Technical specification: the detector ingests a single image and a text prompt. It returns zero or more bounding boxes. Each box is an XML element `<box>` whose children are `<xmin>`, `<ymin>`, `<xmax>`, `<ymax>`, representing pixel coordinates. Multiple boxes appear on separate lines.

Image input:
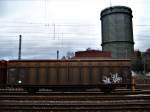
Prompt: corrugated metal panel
<box><xmin>6</xmin><ymin>59</ymin><xmax>131</xmax><ymax>85</ymax></box>
<box><xmin>0</xmin><ymin>61</ymin><xmax>7</xmax><ymax>84</ymax></box>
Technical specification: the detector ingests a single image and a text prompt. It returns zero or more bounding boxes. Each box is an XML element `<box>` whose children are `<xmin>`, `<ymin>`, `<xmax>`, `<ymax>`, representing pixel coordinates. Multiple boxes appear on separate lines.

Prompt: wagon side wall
<box><xmin>0</xmin><ymin>61</ymin><xmax>7</xmax><ymax>85</ymax></box>
<box><xmin>7</xmin><ymin>60</ymin><xmax>131</xmax><ymax>86</ymax></box>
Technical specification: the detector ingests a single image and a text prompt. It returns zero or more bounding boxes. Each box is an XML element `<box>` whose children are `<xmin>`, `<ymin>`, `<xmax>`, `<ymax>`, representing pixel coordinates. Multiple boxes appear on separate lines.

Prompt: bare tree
<box><xmin>66</xmin><ymin>51</ymin><xmax>74</xmax><ymax>59</ymax></box>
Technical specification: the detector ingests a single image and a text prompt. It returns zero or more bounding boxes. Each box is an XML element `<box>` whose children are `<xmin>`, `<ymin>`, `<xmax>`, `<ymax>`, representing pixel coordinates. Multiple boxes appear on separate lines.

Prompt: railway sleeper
<box><xmin>0</xmin><ymin>104</ymin><xmax>150</xmax><ymax>111</ymax></box>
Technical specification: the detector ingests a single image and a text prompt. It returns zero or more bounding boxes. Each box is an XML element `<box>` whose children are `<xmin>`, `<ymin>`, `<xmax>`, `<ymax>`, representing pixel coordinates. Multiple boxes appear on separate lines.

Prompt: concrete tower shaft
<box><xmin>101</xmin><ymin>6</ymin><xmax>134</xmax><ymax>59</ymax></box>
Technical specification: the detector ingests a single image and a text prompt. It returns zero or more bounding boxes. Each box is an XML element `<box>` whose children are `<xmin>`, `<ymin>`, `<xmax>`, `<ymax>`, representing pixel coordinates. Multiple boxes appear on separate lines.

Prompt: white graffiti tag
<box><xmin>111</xmin><ymin>73</ymin><xmax>122</xmax><ymax>83</ymax></box>
<box><xmin>102</xmin><ymin>73</ymin><xmax>122</xmax><ymax>84</ymax></box>
<box><xmin>102</xmin><ymin>76</ymin><xmax>112</xmax><ymax>84</ymax></box>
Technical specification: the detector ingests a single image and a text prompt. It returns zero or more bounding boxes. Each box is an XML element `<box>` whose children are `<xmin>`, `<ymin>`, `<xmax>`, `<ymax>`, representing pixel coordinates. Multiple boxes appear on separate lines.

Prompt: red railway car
<box><xmin>1</xmin><ymin>59</ymin><xmax>132</xmax><ymax>93</ymax></box>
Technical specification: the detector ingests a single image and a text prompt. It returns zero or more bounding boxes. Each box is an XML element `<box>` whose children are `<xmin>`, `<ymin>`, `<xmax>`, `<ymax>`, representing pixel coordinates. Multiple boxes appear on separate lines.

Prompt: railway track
<box><xmin>0</xmin><ymin>91</ymin><xmax>150</xmax><ymax>112</ymax></box>
<box><xmin>0</xmin><ymin>101</ymin><xmax>150</xmax><ymax>112</ymax></box>
<box><xmin>0</xmin><ymin>94</ymin><xmax>150</xmax><ymax>101</ymax></box>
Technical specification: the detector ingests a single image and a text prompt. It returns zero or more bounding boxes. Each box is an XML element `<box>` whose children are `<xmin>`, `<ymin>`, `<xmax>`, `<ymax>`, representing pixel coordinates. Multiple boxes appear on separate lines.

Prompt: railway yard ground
<box><xmin>0</xmin><ymin>87</ymin><xmax>150</xmax><ymax>112</ymax></box>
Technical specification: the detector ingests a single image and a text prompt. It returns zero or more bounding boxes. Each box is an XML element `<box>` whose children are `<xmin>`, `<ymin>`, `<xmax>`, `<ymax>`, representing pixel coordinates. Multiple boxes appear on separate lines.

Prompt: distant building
<box><xmin>73</xmin><ymin>50</ymin><xmax>111</xmax><ymax>59</ymax></box>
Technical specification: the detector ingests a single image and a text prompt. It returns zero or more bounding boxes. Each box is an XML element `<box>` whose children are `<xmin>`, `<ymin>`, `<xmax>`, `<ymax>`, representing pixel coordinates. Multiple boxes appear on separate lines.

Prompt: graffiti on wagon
<box><xmin>102</xmin><ymin>73</ymin><xmax>122</xmax><ymax>84</ymax></box>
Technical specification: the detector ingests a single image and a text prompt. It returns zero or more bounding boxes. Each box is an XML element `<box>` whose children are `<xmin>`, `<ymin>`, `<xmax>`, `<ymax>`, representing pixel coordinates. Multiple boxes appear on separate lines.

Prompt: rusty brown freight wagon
<box><xmin>5</xmin><ymin>59</ymin><xmax>131</xmax><ymax>92</ymax></box>
<box><xmin>0</xmin><ymin>60</ymin><xmax>7</xmax><ymax>86</ymax></box>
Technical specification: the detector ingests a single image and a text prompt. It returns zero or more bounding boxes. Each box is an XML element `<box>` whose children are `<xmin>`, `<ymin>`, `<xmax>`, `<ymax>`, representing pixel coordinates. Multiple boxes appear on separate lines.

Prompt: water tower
<box><xmin>100</xmin><ymin>6</ymin><xmax>134</xmax><ymax>59</ymax></box>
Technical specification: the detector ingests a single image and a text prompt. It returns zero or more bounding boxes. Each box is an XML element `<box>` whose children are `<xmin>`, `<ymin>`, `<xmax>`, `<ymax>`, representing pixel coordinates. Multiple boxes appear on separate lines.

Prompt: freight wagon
<box><xmin>0</xmin><ymin>60</ymin><xmax>7</xmax><ymax>86</ymax></box>
<box><xmin>0</xmin><ymin>59</ymin><xmax>131</xmax><ymax>93</ymax></box>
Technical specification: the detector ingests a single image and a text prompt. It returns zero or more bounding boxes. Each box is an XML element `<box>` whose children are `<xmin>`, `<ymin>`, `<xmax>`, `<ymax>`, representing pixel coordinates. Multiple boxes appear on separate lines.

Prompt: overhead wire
<box><xmin>1</xmin><ymin>0</ymin><xmax>148</xmax><ymax>59</ymax></box>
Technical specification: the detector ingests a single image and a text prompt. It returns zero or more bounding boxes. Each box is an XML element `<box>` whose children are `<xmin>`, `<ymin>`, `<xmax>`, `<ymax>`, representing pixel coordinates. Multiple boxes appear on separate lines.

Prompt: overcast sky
<box><xmin>0</xmin><ymin>0</ymin><xmax>150</xmax><ymax>59</ymax></box>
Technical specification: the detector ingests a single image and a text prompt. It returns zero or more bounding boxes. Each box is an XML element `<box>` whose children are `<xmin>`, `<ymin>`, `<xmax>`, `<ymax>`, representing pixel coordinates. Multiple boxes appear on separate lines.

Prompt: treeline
<box><xmin>131</xmin><ymin>48</ymin><xmax>150</xmax><ymax>74</ymax></box>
